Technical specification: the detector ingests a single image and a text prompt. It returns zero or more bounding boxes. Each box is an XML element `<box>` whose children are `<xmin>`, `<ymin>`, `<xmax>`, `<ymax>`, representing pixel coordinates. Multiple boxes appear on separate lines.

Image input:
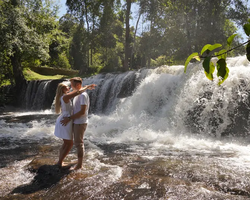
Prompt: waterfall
<box><xmin>22</xmin><ymin>79</ymin><xmax>65</xmax><ymax>110</ymax></box>
<box><xmin>21</xmin><ymin>56</ymin><xmax>250</xmax><ymax>137</ymax></box>
<box><xmin>82</xmin><ymin>70</ymin><xmax>149</xmax><ymax>114</ymax></box>
<box><xmin>84</xmin><ymin>56</ymin><xmax>250</xmax><ymax>137</ymax></box>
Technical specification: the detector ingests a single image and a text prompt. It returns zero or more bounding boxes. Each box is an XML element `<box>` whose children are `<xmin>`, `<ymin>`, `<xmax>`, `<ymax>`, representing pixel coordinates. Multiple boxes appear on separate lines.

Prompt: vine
<box><xmin>185</xmin><ymin>20</ymin><xmax>250</xmax><ymax>85</ymax></box>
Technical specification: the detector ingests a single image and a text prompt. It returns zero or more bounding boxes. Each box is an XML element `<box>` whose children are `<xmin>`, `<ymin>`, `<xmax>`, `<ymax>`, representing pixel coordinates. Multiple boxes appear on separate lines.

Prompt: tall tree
<box><xmin>123</xmin><ymin>0</ymin><xmax>132</xmax><ymax>71</ymax></box>
<box><xmin>70</xmin><ymin>22</ymin><xmax>89</xmax><ymax>73</ymax></box>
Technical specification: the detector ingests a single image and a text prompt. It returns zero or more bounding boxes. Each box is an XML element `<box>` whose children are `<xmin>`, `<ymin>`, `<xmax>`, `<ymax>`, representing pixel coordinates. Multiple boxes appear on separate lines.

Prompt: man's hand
<box><xmin>60</xmin><ymin>117</ymin><xmax>71</xmax><ymax>126</ymax></box>
<box><xmin>87</xmin><ymin>84</ymin><xmax>97</xmax><ymax>90</ymax></box>
<box><xmin>78</xmin><ymin>84</ymin><xmax>97</xmax><ymax>94</ymax></box>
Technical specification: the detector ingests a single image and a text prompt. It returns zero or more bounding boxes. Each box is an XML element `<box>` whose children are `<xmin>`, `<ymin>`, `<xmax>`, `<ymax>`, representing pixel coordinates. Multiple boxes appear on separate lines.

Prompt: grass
<box><xmin>23</xmin><ymin>68</ymin><xmax>66</xmax><ymax>80</ymax></box>
<box><xmin>1</xmin><ymin>68</ymin><xmax>81</xmax><ymax>87</ymax></box>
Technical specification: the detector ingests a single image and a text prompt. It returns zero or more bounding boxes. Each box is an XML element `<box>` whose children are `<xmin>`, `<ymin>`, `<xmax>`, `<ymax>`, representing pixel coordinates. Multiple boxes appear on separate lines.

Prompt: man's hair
<box><xmin>70</xmin><ymin>77</ymin><xmax>82</xmax><ymax>85</ymax></box>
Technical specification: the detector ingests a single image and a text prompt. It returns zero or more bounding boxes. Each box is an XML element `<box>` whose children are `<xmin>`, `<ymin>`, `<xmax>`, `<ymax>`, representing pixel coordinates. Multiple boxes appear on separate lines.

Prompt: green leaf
<box><xmin>227</xmin><ymin>34</ymin><xmax>237</xmax><ymax>46</ymax></box>
<box><xmin>215</xmin><ymin>49</ymin><xmax>227</xmax><ymax>60</ymax></box>
<box><xmin>243</xmin><ymin>23</ymin><xmax>250</xmax><ymax>36</ymax></box>
<box><xmin>193</xmin><ymin>56</ymin><xmax>201</xmax><ymax>61</ymax></box>
<box><xmin>246</xmin><ymin>42</ymin><xmax>250</xmax><ymax>62</ymax></box>
<box><xmin>203</xmin><ymin>57</ymin><xmax>214</xmax><ymax>81</ymax></box>
<box><xmin>208</xmin><ymin>43</ymin><xmax>222</xmax><ymax>52</ymax></box>
<box><xmin>217</xmin><ymin>58</ymin><xmax>229</xmax><ymax>85</ymax></box>
<box><xmin>184</xmin><ymin>52</ymin><xmax>199</xmax><ymax>73</ymax></box>
<box><xmin>201</xmin><ymin>44</ymin><xmax>211</xmax><ymax>55</ymax></box>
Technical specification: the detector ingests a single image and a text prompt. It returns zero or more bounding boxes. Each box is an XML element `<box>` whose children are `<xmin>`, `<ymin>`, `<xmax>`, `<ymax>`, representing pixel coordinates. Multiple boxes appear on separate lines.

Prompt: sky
<box><xmin>58</xmin><ymin>0</ymin><xmax>67</xmax><ymax>17</ymax></box>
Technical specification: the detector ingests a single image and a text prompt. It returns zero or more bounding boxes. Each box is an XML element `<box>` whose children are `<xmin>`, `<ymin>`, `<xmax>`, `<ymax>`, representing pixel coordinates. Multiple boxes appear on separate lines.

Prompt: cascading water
<box><xmin>21</xmin><ymin>79</ymin><xmax>65</xmax><ymax>110</ymax></box>
<box><xmin>1</xmin><ymin>56</ymin><xmax>250</xmax><ymax>199</ymax></box>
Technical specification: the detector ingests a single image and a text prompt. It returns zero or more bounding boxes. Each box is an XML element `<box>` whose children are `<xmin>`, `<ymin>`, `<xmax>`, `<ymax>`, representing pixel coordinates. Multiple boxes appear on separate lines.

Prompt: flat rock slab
<box><xmin>11</xmin><ymin>157</ymin><xmax>74</xmax><ymax>195</ymax></box>
<box><xmin>0</xmin><ymin>114</ymin><xmax>57</xmax><ymax>123</ymax></box>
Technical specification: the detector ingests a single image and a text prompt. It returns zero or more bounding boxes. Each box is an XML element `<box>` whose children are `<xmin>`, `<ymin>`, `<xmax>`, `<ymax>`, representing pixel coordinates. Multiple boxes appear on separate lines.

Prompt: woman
<box><xmin>54</xmin><ymin>82</ymin><xmax>94</xmax><ymax>168</ymax></box>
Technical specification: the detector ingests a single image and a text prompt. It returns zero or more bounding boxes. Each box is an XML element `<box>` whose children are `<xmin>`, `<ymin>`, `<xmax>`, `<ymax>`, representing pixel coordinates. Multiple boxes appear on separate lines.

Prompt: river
<box><xmin>1</xmin><ymin>56</ymin><xmax>250</xmax><ymax>199</ymax></box>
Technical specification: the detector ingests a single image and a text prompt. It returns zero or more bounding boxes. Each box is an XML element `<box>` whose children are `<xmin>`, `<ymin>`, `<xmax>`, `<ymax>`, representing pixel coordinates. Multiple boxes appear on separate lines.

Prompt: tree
<box><xmin>69</xmin><ymin>22</ymin><xmax>89</xmax><ymax>73</ymax></box>
<box><xmin>123</xmin><ymin>0</ymin><xmax>132</xmax><ymax>71</ymax></box>
<box><xmin>62</xmin><ymin>0</ymin><xmax>250</xmax><ymax>73</ymax></box>
<box><xmin>59</xmin><ymin>13</ymin><xmax>78</xmax><ymax>36</ymax></box>
<box><xmin>0</xmin><ymin>0</ymin><xmax>58</xmax><ymax>90</ymax></box>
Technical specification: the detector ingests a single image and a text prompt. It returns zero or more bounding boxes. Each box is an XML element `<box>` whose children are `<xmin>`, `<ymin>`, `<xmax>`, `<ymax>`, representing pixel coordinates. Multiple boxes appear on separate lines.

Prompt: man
<box><xmin>61</xmin><ymin>77</ymin><xmax>95</xmax><ymax>170</ymax></box>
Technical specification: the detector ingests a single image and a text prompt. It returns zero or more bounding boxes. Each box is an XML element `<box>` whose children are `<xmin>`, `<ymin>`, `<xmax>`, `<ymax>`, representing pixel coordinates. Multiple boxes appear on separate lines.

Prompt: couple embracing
<box><xmin>54</xmin><ymin>77</ymin><xmax>96</xmax><ymax>170</ymax></box>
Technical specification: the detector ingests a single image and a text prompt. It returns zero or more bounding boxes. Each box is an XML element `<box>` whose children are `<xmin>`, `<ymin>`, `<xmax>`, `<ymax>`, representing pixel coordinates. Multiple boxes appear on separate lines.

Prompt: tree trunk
<box><xmin>123</xmin><ymin>0</ymin><xmax>131</xmax><ymax>71</ymax></box>
<box><xmin>90</xmin><ymin>13</ymin><xmax>96</xmax><ymax>66</ymax></box>
<box><xmin>130</xmin><ymin>11</ymin><xmax>141</xmax><ymax>69</ymax></box>
<box><xmin>84</xmin><ymin>0</ymin><xmax>90</xmax><ymax>68</ymax></box>
<box><xmin>10</xmin><ymin>50</ymin><xmax>25</xmax><ymax>90</ymax></box>
<box><xmin>10</xmin><ymin>50</ymin><xmax>26</xmax><ymax>107</ymax></box>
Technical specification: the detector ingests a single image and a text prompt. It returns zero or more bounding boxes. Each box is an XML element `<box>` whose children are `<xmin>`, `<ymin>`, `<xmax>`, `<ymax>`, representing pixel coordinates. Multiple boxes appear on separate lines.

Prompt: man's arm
<box><xmin>61</xmin><ymin>105</ymin><xmax>86</xmax><ymax>126</ymax></box>
<box><xmin>63</xmin><ymin>84</ymin><xmax>96</xmax><ymax>103</ymax></box>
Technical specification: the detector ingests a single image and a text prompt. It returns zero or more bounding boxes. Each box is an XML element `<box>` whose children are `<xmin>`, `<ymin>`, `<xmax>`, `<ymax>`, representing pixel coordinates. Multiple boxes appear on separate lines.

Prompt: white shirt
<box><xmin>73</xmin><ymin>92</ymin><xmax>89</xmax><ymax>124</ymax></box>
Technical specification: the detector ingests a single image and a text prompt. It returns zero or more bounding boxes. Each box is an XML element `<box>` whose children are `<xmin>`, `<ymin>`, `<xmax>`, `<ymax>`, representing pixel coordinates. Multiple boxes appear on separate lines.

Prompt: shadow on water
<box><xmin>11</xmin><ymin>164</ymin><xmax>73</xmax><ymax>195</ymax></box>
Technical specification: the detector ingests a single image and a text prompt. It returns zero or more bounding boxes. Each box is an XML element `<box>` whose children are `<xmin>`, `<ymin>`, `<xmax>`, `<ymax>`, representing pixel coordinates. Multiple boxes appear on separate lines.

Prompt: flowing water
<box><xmin>1</xmin><ymin>56</ymin><xmax>250</xmax><ymax>199</ymax></box>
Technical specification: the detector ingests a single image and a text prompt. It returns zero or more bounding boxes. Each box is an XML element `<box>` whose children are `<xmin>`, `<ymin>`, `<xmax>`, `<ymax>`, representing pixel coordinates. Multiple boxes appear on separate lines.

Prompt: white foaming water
<box><xmin>0</xmin><ymin>120</ymin><xmax>55</xmax><ymax>142</ymax></box>
<box><xmin>85</xmin><ymin>55</ymin><xmax>250</xmax><ymax>168</ymax></box>
<box><xmin>0</xmin><ymin>159</ymin><xmax>34</xmax><ymax>196</ymax></box>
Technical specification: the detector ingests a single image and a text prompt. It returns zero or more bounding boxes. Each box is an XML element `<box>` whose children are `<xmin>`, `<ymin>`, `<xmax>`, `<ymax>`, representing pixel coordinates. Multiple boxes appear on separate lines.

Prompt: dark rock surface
<box><xmin>11</xmin><ymin>157</ymin><xmax>74</xmax><ymax>195</ymax></box>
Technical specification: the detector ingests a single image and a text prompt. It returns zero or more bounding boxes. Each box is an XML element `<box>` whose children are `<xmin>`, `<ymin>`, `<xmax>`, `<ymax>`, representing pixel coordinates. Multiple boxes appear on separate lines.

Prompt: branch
<box><xmin>200</xmin><ymin>39</ymin><xmax>250</xmax><ymax>59</ymax></box>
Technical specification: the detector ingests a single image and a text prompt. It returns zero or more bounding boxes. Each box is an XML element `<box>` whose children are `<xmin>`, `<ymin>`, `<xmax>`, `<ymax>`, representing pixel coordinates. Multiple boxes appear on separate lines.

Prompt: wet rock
<box><xmin>11</xmin><ymin>157</ymin><xmax>74</xmax><ymax>195</ymax></box>
<box><xmin>0</xmin><ymin>113</ymin><xmax>57</xmax><ymax>123</ymax></box>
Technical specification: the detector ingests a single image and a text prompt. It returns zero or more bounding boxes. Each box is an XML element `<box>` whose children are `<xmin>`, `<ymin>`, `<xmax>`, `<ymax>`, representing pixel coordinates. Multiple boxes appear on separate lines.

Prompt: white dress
<box><xmin>54</xmin><ymin>95</ymin><xmax>73</xmax><ymax>140</ymax></box>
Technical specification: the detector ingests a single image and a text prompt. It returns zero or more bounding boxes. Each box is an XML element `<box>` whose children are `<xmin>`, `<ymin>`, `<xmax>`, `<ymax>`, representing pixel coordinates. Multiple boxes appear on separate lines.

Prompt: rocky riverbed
<box><xmin>1</xmin><ymin>112</ymin><xmax>250</xmax><ymax>200</ymax></box>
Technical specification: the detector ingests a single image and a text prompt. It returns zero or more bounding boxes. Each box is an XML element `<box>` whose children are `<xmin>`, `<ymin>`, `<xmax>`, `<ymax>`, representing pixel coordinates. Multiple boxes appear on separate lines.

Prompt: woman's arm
<box><xmin>62</xmin><ymin>84</ymin><xmax>96</xmax><ymax>103</ymax></box>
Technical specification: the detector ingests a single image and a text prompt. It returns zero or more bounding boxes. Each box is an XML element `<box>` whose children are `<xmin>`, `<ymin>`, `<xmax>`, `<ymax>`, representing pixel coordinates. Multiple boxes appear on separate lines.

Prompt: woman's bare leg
<box><xmin>57</xmin><ymin>139</ymin><xmax>73</xmax><ymax>167</ymax></box>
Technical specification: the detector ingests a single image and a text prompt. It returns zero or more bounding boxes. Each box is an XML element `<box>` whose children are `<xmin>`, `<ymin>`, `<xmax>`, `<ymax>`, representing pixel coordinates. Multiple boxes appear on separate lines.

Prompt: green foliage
<box><xmin>69</xmin><ymin>23</ymin><xmax>88</xmax><ymax>71</ymax></box>
<box><xmin>216</xmin><ymin>58</ymin><xmax>229</xmax><ymax>85</ymax></box>
<box><xmin>89</xmin><ymin>53</ymin><xmax>104</xmax><ymax>74</ymax></box>
<box><xmin>22</xmin><ymin>59</ymin><xmax>42</xmax><ymax>68</ymax></box>
<box><xmin>184</xmin><ymin>53</ymin><xmax>200</xmax><ymax>72</ymax></box>
<box><xmin>203</xmin><ymin>57</ymin><xmax>215</xmax><ymax>81</ymax></box>
<box><xmin>184</xmin><ymin>18</ymin><xmax>250</xmax><ymax>86</ymax></box>
<box><xmin>0</xmin><ymin>50</ymin><xmax>13</xmax><ymax>87</ymax></box>
<box><xmin>57</xmin><ymin>53</ymin><xmax>71</xmax><ymax>69</ymax></box>
<box><xmin>0</xmin><ymin>0</ymin><xmax>65</xmax><ymax>86</ymax></box>
<box><xmin>184</xmin><ymin>34</ymin><xmax>235</xmax><ymax>85</ymax></box>
<box><xmin>184</xmin><ymin>39</ymin><xmax>230</xmax><ymax>85</ymax></box>
<box><xmin>100</xmin><ymin>48</ymin><xmax>122</xmax><ymax>72</ymax></box>
<box><xmin>227</xmin><ymin>34</ymin><xmax>237</xmax><ymax>46</ymax></box>
<box><xmin>1</xmin><ymin>0</ymin><xmax>250</xmax><ymax>84</ymax></box>
<box><xmin>150</xmin><ymin>55</ymin><xmax>169</xmax><ymax>67</ymax></box>
<box><xmin>184</xmin><ymin>13</ymin><xmax>250</xmax><ymax>85</ymax></box>
<box><xmin>246</xmin><ymin>43</ymin><xmax>250</xmax><ymax>61</ymax></box>
<box><xmin>200</xmin><ymin>44</ymin><xmax>222</xmax><ymax>56</ymax></box>
<box><xmin>59</xmin><ymin>14</ymin><xmax>78</xmax><ymax>36</ymax></box>
<box><xmin>48</xmin><ymin>29</ymin><xmax>70</xmax><ymax>68</ymax></box>
<box><xmin>243</xmin><ymin>22</ymin><xmax>250</xmax><ymax>36</ymax></box>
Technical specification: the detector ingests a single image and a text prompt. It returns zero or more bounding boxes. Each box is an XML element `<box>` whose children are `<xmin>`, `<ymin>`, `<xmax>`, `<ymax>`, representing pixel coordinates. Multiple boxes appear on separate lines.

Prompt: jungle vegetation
<box><xmin>0</xmin><ymin>0</ymin><xmax>249</xmax><ymax>88</ymax></box>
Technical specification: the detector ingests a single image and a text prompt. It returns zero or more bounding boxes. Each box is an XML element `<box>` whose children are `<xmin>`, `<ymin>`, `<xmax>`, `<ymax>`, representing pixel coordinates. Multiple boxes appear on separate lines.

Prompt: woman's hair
<box><xmin>55</xmin><ymin>83</ymin><xmax>66</xmax><ymax>114</ymax></box>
